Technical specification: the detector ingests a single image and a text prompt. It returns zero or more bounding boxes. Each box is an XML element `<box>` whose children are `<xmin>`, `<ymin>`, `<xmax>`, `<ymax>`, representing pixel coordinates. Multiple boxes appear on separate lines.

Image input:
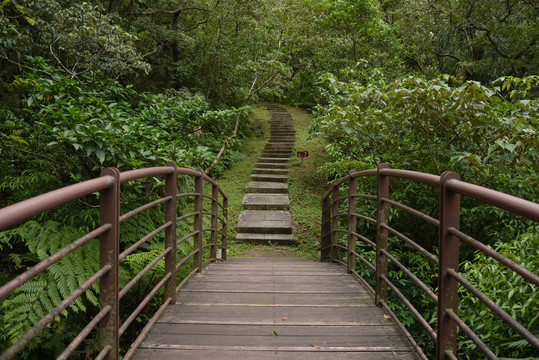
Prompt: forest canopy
<box><xmin>0</xmin><ymin>0</ymin><xmax>537</xmax><ymax>359</ymax></box>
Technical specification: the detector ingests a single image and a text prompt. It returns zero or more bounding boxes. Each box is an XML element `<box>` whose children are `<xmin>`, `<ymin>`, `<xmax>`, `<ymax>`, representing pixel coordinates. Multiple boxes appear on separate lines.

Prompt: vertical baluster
<box><xmin>321</xmin><ymin>195</ymin><xmax>331</xmax><ymax>262</ymax></box>
<box><xmin>222</xmin><ymin>195</ymin><xmax>228</xmax><ymax>261</ymax></box>
<box><xmin>375</xmin><ymin>163</ymin><xmax>389</xmax><ymax>306</ymax></box>
<box><xmin>437</xmin><ymin>171</ymin><xmax>461</xmax><ymax>360</ymax></box>
<box><xmin>348</xmin><ymin>171</ymin><xmax>358</xmax><ymax>274</ymax></box>
<box><xmin>164</xmin><ymin>162</ymin><xmax>177</xmax><ymax>300</ymax></box>
<box><xmin>210</xmin><ymin>184</ymin><xmax>219</xmax><ymax>260</ymax></box>
<box><xmin>331</xmin><ymin>185</ymin><xmax>340</xmax><ymax>261</ymax></box>
<box><xmin>194</xmin><ymin>170</ymin><xmax>203</xmax><ymax>271</ymax></box>
<box><xmin>99</xmin><ymin>168</ymin><xmax>120</xmax><ymax>360</ymax></box>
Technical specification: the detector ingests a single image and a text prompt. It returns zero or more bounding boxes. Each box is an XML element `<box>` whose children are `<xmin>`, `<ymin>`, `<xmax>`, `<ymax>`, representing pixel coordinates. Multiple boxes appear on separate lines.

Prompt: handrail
<box><xmin>321</xmin><ymin>164</ymin><xmax>539</xmax><ymax>360</ymax></box>
<box><xmin>0</xmin><ymin>163</ymin><xmax>229</xmax><ymax>360</ymax></box>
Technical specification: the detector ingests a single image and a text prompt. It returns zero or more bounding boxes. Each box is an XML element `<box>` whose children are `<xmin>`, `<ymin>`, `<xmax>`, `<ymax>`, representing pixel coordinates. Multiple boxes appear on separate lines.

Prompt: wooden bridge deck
<box><xmin>132</xmin><ymin>257</ymin><xmax>420</xmax><ymax>360</ymax></box>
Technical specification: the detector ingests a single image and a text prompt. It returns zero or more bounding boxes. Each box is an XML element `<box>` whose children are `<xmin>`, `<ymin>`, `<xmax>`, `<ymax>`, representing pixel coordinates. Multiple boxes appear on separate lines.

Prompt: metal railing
<box><xmin>0</xmin><ymin>163</ymin><xmax>228</xmax><ymax>360</ymax></box>
<box><xmin>321</xmin><ymin>164</ymin><xmax>539</xmax><ymax>360</ymax></box>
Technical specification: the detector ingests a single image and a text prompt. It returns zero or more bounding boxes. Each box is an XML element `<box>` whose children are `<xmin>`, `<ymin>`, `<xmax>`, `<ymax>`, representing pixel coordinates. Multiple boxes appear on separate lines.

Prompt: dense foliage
<box><xmin>0</xmin><ymin>0</ymin><xmax>537</xmax><ymax>358</ymax></box>
<box><xmin>313</xmin><ymin>65</ymin><xmax>538</xmax><ymax>358</ymax></box>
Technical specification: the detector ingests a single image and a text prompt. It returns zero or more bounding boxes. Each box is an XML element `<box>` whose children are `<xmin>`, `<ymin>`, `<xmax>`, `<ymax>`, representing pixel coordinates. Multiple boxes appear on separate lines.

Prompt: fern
<box><xmin>0</xmin><ymin>221</ymin><xmax>99</xmax><ymax>343</ymax></box>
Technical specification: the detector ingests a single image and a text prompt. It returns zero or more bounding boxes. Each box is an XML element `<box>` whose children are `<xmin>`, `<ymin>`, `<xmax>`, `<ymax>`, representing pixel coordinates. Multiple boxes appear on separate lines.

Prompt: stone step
<box><xmin>264</xmin><ymin>146</ymin><xmax>293</xmax><ymax>152</ymax></box>
<box><xmin>255</xmin><ymin>162</ymin><xmax>288</xmax><ymax>169</ymax></box>
<box><xmin>267</xmin><ymin>141</ymin><xmax>295</xmax><ymax>146</ymax></box>
<box><xmin>235</xmin><ymin>233</ymin><xmax>292</xmax><ymax>244</ymax></box>
<box><xmin>252</xmin><ymin>168</ymin><xmax>288</xmax><ymax>175</ymax></box>
<box><xmin>245</xmin><ymin>181</ymin><xmax>288</xmax><ymax>193</ymax></box>
<box><xmin>261</xmin><ymin>153</ymin><xmax>292</xmax><ymax>159</ymax></box>
<box><xmin>258</xmin><ymin>157</ymin><xmax>289</xmax><ymax>163</ymax></box>
<box><xmin>250</xmin><ymin>174</ymin><xmax>288</xmax><ymax>183</ymax></box>
<box><xmin>237</xmin><ymin>210</ymin><xmax>293</xmax><ymax>234</ymax></box>
<box><xmin>269</xmin><ymin>136</ymin><xmax>295</xmax><ymax>140</ymax></box>
<box><xmin>242</xmin><ymin>193</ymin><xmax>290</xmax><ymax>210</ymax></box>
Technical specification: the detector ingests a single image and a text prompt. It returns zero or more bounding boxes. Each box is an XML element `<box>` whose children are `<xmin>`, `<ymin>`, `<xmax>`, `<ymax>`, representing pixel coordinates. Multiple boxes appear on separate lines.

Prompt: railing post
<box><xmin>375</xmin><ymin>163</ymin><xmax>389</xmax><ymax>306</ymax></box>
<box><xmin>164</xmin><ymin>162</ymin><xmax>177</xmax><ymax>300</ymax></box>
<box><xmin>437</xmin><ymin>171</ymin><xmax>461</xmax><ymax>360</ymax></box>
<box><xmin>99</xmin><ymin>167</ymin><xmax>120</xmax><ymax>360</ymax></box>
<box><xmin>330</xmin><ymin>184</ymin><xmax>340</xmax><ymax>261</ymax></box>
<box><xmin>210</xmin><ymin>184</ymin><xmax>219</xmax><ymax>260</ymax></box>
<box><xmin>321</xmin><ymin>195</ymin><xmax>331</xmax><ymax>262</ymax></box>
<box><xmin>347</xmin><ymin>171</ymin><xmax>357</xmax><ymax>274</ymax></box>
<box><xmin>194</xmin><ymin>170</ymin><xmax>203</xmax><ymax>271</ymax></box>
<box><xmin>221</xmin><ymin>195</ymin><xmax>228</xmax><ymax>261</ymax></box>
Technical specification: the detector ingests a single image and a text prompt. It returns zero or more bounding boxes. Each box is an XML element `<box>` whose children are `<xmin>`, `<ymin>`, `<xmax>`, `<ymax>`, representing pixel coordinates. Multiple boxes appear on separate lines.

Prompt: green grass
<box><xmin>283</xmin><ymin>105</ymin><xmax>328</xmax><ymax>258</ymax></box>
<box><xmin>216</xmin><ymin>104</ymin><xmax>328</xmax><ymax>258</ymax></box>
<box><xmin>216</xmin><ymin>105</ymin><xmax>270</xmax><ymax>254</ymax></box>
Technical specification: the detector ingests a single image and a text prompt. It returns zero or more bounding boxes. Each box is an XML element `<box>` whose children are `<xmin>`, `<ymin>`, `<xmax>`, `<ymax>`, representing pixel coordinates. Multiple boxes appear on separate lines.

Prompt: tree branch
<box><xmin>128</xmin><ymin>0</ymin><xmax>220</xmax><ymax>16</ymax></box>
<box><xmin>433</xmin><ymin>52</ymin><xmax>464</xmax><ymax>62</ymax></box>
<box><xmin>204</xmin><ymin>32</ymin><xmax>286</xmax><ymax>175</ymax></box>
<box><xmin>0</xmin><ymin>142</ymin><xmax>60</xmax><ymax>165</ymax></box>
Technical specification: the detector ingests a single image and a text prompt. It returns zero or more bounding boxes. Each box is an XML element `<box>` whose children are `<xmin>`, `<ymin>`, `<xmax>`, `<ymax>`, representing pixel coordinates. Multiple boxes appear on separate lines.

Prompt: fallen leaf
<box><xmin>383</xmin><ymin>314</ymin><xmax>391</xmax><ymax>319</ymax></box>
<box><xmin>311</xmin><ymin>345</ymin><xmax>322</xmax><ymax>349</ymax></box>
<box><xmin>282</xmin><ymin>317</ymin><xmax>288</xmax><ymax>321</ymax></box>
<box><xmin>272</xmin><ymin>330</ymin><xmax>278</xmax><ymax>336</ymax></box>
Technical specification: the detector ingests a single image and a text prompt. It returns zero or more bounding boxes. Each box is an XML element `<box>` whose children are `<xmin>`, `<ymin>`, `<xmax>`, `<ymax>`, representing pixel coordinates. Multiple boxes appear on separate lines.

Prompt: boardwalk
<box><xmin>132</xmin><ymin>257</ymin><xmax>419</xmax><ymax>359</ymax></box>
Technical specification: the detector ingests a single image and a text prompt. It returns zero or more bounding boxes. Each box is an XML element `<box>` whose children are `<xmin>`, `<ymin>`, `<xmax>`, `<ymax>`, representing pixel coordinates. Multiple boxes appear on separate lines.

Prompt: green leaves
<box><xmin>314</xmin><ymin>71</ymin><xmax>538</xmax><ymax>188</ymax></box>
<box><xmin>459</xmin><ymin>228</ymin><xmax>539</xmax><ymax>359</ymax></box>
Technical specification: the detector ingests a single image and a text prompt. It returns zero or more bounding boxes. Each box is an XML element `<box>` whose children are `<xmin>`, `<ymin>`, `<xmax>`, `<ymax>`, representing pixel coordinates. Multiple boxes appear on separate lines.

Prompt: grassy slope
<box><xmin>217</xmin><ymin>104</ymin><xmax>328</xmax><ymax>258</ymax></box>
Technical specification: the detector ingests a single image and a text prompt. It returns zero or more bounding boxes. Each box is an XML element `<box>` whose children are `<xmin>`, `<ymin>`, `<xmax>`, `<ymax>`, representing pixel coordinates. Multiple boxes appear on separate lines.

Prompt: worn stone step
<box><xmin>235</xmin><ymin>233</ymin><xmax>292</xmax><ymax>244</ymax></box>
<box><xmin>250</xmin><ymin>174</ymin><xmax>288</xmax><ymax>183</ymax></box>
<box><xmin>258</xmin><ymin>157</ymin><xmax>289</xmax><ymax>163</ymax></box>
<box><xmin>245</xmin><ymin>181</ymin><xmax>288</xmax><ymax>193</ymax></box>
<box><xmin>266</xmin><ymin>142</ymin><xmax>294</xmax><ymax>147</ymax></box>
<box><xmin>252</xmin><ymin>168</ymin><xmax>288</xmax><ymax>175</ymax></box>
<box><xmin>242</xmin><ymin>194</ymin><xmax>290</xmax><ymax>210</ymax></box>
<box><xmin>260</xmin><ymin>154</ymin><xmax>291</xmax><ymax>160</ymax></box>
<box><xmin>269</xmin><ymin>136</ymin><xmax>295</xmax><ymax>140</ymax></box>
<box><xmin>263</xmin><ymin>147</ymin><xmax>293</xmax><ymax>152</ymax></box>
<box><xmin>237</xmin><ymin>210</ymin><xmax>293</xmax><ymax>234</ymax></box>
<box><xmin>270</xmin><ymin>130</ymin><xmax>295</xmax><ymax>133</ymax></box>
<box><xmin>255</xmin><ymin>162</ymin><xmax>288</xmax><ymax>169</ymax></box>
<box><xmin>264</xmin><ymin>147</ymin><xmax>293</xmax><ymax>153</ymax></box>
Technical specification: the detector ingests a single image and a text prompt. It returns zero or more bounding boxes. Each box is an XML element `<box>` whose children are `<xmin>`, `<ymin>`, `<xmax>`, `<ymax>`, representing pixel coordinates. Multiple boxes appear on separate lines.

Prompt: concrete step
<box><xmin>260</xmin><ymin>153</ymin><xmax>292</xmax><ymax>159</ymax></box>
<box><xmin>245</xmin><ymin>181</ymin><xmax>288</xmax><ymax>193</ymax></box>
<box><xmin>270</xmin><ymin>130</ymin><xmax>295</xmax><ymax>133</ymax></box>
<box><xmin>255</xmin><ymin>162</ymin><xmax>288</xmax><ymax>169</ymax></box>
<box><xmin>242</xmin><ymin>193</ymin><xmax>290</xmax><ymax>210</ymax></box>
<box><xmin>264</xmin><ymin>147</ymin><xmax>293</xmax><ymax>152</ymax></box>
<box><xmin>258</xmin><ymin>157</ymin><xmax>289</xmax><ymax>163</ymax></box>
<box><xmin>250</xmin><ymin>174</ymin><xmax>288</xmax><ymax>183</ymax></box>
<box><xmin>235</xmin><ymin>233</ymin><xmax>292</xmax><ymax>244</ymax></box>
<box><xmin>237</xmin><ymin>210</ymin><xmax>293</xmax><ymax>234</ymax></box>
<box><xmin>252</xmin><ymin>168</ymin><xmax>288</xmax><ymax>175</ymax></box>
<box><xmin>269</xmin><ymin>136</ymin><xmax>295</xmax><ymax>140</ymax></box>
<box><xmin>266</xmin><ymin>142</ymin><xmax>295</xmax><ymax>147</ymax></box>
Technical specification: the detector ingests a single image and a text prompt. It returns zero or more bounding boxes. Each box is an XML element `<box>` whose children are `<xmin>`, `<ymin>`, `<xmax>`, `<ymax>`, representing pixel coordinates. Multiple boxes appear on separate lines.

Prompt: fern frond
<box><xmin>0</xmin><ymin>221</ymin><xmax>100</xmax><ymax>343</ymax></box>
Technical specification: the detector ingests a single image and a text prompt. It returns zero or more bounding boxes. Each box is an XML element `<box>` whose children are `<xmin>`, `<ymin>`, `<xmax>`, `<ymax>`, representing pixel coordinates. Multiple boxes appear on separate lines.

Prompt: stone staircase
<box><xmin>236</xmin><ymin>105</ymin><xmax>295</xmax><ymax>244</ymax></box>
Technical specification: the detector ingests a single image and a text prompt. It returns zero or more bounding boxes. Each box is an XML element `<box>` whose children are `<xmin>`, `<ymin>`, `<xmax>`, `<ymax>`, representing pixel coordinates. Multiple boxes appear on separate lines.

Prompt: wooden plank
<box><xmin>148</xmin><ymin>323</ymin><xmax>404</xmax><ymax>336</ymax></box>
<box><xmin>140</xmin><ymin>335</ymin><xmax>411</xmax><ymax>349</ymax></box>
<box><xmin>175</xmin><ymin>293</ymin><xmax>372</xmax><ymax>306</ymax></box>
<box><xmin>132</xmin><ymin>349</ymin><xmax>419</xmax><ymax>360</ymax></box>
<box><xmin>130</xmin><ymin>257</ymin><xmax>420</xmax><ymax>360</ymax></box>
<box><xmin>161</xmin><ymin>304</ymin><xmax>383</xmax><ymax>316</ymax></box>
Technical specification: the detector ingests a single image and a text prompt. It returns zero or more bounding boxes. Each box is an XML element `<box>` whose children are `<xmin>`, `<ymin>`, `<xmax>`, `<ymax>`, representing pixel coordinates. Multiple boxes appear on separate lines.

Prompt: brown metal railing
<box><xmin>321</xmin><ymin>164</ymin><xmax>539</xmax><ymax>360</ymax></box>
<box><xmin>0</xmin><ymin>163</ymin><xmax>228</xmax><ymax>360</ymax></box>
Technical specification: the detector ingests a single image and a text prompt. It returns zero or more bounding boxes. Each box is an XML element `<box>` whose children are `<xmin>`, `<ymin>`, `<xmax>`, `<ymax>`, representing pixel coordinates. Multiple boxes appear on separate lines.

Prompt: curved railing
<box><xmin>0</xmin><ymin>163</ymin><xmax>228</xmax><ymax>360</ymax></box>
<box><xmin>321</xmin><ymin>164</ymin><xmax>539</xmax><ymax>360</ymax></box>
